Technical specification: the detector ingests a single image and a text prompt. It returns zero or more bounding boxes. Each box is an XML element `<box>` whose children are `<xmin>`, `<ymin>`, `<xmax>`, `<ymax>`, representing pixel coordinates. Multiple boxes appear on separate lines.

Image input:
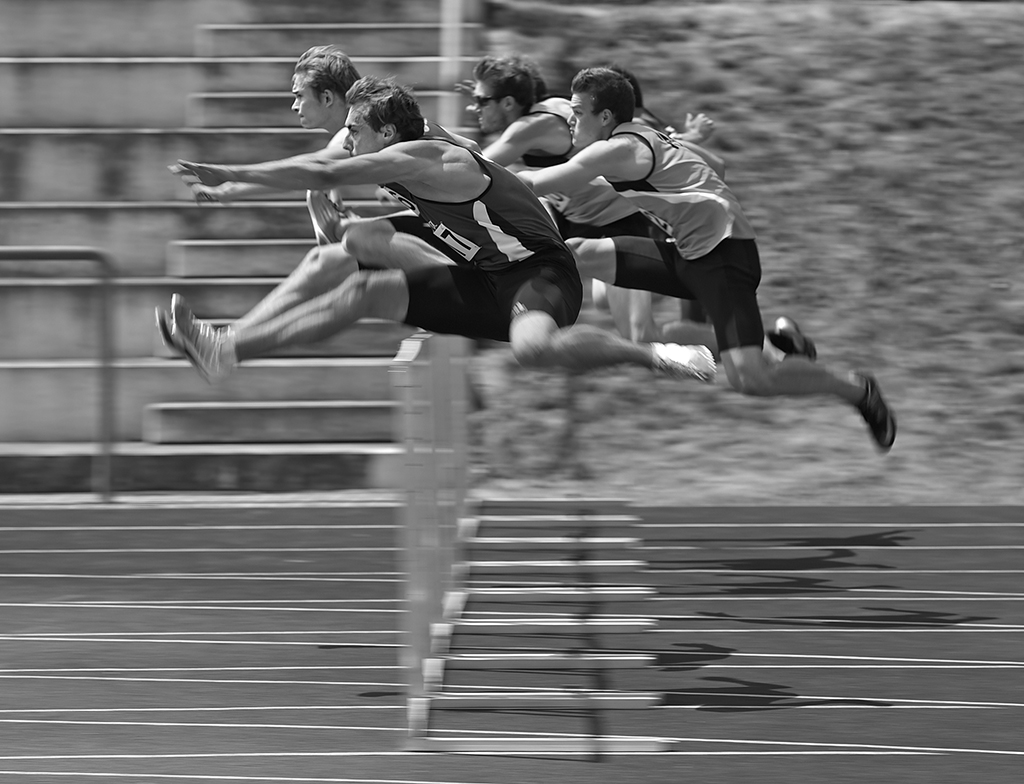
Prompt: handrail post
<box><xmin>0</xmin><ymin>246</ymin><xmax>116</xmax><ymax>502</ymax></box>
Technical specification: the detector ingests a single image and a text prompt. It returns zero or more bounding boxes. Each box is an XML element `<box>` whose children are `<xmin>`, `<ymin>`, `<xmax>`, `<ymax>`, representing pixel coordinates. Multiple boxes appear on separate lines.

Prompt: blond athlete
<box><xmin>163</xmin><ymin>76</ymin><xmax>716</xmax><ymax>385</ymax></box>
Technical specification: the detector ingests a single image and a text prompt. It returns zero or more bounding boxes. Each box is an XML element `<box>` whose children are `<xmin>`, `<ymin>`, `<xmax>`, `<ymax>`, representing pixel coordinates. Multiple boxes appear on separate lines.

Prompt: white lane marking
<box><xmin>639</xmin><ymin>545</ymin><xmax>1024</xmax><ymax>550</ymax></box>
<box><xmin>638</xmin><ymin>523</ymin><xmax>1024</xmax><ymax>528</ymax></box>
<box><xmin>0</xmin><ymin>525</ymin><xmax>395</xmax><ymax>531</ymax></box>
<box><xmin>643</xmin><ymin>573</ymin><xmax>1024</xmax><ymax>577</ymax></box>
<box><xmin>0</xmin><ymin>574</ymin><xmax>401</xmax><ymax>580</ymax></box>
<box><xmin>650</xmin><ymin>627</ymin><xmax>1024</xmax><ymax>633</ymax></box>
<box><xmin>0</xmin><ymin>603</ymin><xmax>399</xmax><ymax>613</ymax></box>
<box><xmin>0</xmin><ymin>548</ymin><xmax>396</xmax><ymax>554</ymax></box>
<box><xmin>0</xmin><ymin>637</ymin><xmax>399</xmax><ymax>647</ymax></box>
<box><xmin>0</xmin><ymin>666</ymin><xmax>400</xmax><ymax>673</ymax></box>
<box><xmin>0</xmin><ymin>630</ymin><xmax>395</xmax><ymax>638</ymax></box>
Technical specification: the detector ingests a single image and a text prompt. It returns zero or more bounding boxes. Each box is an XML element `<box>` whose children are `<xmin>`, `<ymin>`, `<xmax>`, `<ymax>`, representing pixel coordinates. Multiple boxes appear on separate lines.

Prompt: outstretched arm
<box><xmin>517</xmin><ymin>138</ymin><xmax>640</xmax><ymax>196</ymax></box>
<box><xmin>172</xmin><ymin>144</ymin><xmax>356</xmax><ymax>203</ymax></box>
<box><xmin>171</xmin><ymin>143</ymin><xmax>433</xmax><ymax>193</ymax></box>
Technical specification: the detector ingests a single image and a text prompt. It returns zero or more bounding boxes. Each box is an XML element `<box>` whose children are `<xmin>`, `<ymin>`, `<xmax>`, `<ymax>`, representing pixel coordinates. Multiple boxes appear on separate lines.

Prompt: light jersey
<box><xmin>607</xmin><ymin>122</ymin><xmax>756</xmax><ymax>259</ymax></box>
<box><xmin>305</xmin><ymin>119</ymin><xmax>463</xmax><ymax>245</ymax></box>
<box><xmin>379</xmin><ymin>144</ymin><xmax>571</xmax><ymax>273</ymax></box>
<box><xmin>516</xmin><ymin>98</ymin><xmax>637</xmax><ymax>228</ymax></box>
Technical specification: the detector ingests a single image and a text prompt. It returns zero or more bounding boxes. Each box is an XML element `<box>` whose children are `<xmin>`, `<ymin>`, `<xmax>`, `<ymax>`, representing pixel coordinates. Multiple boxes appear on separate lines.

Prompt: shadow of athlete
<box><xmin>661</xmin><ymin>676</ymin><xmax>891</xmax><ymax>712</ymax></box>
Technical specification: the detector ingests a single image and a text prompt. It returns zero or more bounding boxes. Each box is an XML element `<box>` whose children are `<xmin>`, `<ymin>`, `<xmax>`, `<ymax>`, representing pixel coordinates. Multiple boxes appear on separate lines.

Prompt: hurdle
<box><xmin>391</xmin><ymin>335</ymin><xmax>669</xmax><ymax>753</ymax></box>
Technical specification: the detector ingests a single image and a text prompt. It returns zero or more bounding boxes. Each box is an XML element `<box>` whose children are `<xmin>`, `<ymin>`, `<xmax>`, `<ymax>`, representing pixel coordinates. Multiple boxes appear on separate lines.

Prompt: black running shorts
<box><xmin>612</xmin><ymin>236</ymin><xmax>765</xmax><ymax>351</ymax></box>
<box><xmin>403</xmin><ymin>251</ymin><xmax>583</xmax><ymax>343</ymax></box>
<box><xmin>557</xmin><ymin>211</ymin><xmax>664</xmax><ymax>241</ymax></box>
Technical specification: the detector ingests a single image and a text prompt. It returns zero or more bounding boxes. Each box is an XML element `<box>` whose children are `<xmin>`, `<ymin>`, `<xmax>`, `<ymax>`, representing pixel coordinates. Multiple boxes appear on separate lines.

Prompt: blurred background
<box><xmin>0</xmin><ymin>0</ymin><xmax>1021</xmax><ymax>505</ymax></box>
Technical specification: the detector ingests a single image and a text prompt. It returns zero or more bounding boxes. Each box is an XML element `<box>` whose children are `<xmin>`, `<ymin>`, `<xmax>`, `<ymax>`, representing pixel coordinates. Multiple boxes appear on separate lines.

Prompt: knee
<box><xmin>340</xmin><ymin>220</ymin><xmax>388</xmax><ymax>258</ymax></box>
<box><xmin>509</xmin><ymin>311</ymin><xmax>557</xmax><ymax>368</ymax></box>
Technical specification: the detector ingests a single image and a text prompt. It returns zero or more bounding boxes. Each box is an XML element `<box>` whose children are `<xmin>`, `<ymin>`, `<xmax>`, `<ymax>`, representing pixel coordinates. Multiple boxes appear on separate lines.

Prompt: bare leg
<box><xmin>233</xmin><ymin>243</ymin><xmax>357</xmax><ymax>331</ymax></box>
<box><xmin>232</xmin><ymin>215</ymin><xmax>451</xmax><ymax>333</ymax></box>
<box><xmin>509</xmin><ymin>311</ymin><xmax>711</xmax><ymax>379</ymax></box>
<box><xmin>721</xmin><ymin>345</ymin><xmax>864</xmax><ymax>402</ymax></box>
<box><xmin>604</xmin><ymin>284</ymin><xmax>659</xmax><ymax>342</ymax></box>
<box><xmin>233</xmin><ymin>269</ymin><xmax>410</xmax><ymax>361</ymax></box>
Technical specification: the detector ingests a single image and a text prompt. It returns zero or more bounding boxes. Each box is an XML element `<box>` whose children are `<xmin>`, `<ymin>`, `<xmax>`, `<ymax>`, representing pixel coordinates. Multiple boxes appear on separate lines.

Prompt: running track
<box><xmin>0</xmin><ymin>498</ymin><xmax>1021</xmax><ymax>784</ymax></box>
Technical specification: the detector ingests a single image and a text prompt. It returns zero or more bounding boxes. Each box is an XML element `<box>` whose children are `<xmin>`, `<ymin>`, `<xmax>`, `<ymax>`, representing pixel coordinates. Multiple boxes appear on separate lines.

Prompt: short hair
<box><xmin>570</xmin><ymin>67</ymin><xmax>636</xmax><ymax>125</ymax></box>
<box><xmin>471</xmin><ymin>54</ymin><xmax>537</xmax><ymax>109</ymax></box>
<box><xmin>345</xmin><ymin>75</ymin><xmax>425</xmax><ymax>142</ymax></box>
<box><xmin>294</xmin><ymin>45</ymin><xmax>361</xmax><ymax>98</ymax></box>
<box><xmin>605</xmin><ymin>63</ymin><xmax>644</xmax><ymax>109</ymax></box>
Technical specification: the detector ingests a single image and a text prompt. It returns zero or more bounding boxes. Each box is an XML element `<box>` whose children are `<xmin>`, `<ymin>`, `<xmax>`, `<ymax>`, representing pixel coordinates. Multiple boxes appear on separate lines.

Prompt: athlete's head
<box><xmin>568</xmin><ymin>67</ymin><xmax>635</xmax><ymax>147</ymax></box>
<box><xmin>343</xmin><ymin>76</ymin><xmax>425</xmax><ymax>155</ymax></box>
<box><xmin>470</xmin><ymin>54</ymin><xmax>539</xmax><ymax>133</ymax></box>
<box><xmin>291</xmin><ymin>46</ymin><xmax>360</xmax><ymax>131</ymax></box>
<box><xmin>604</xmin><ymin>64</ymin><xmax>644</xmax><ymax>109</ymax></box>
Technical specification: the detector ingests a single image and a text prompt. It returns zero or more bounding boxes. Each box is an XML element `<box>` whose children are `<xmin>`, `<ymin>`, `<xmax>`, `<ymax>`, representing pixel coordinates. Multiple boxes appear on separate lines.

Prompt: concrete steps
<box><xmin>0</xmin><ymin>0</ymin><xmax>463</xmax><ymax>57</ymax></box>
<box><xmin>143</xmin><ymin>400</ymin><xmax>397</xmax><ymax>444</ymax></box>
<box><xmin>168</xmin><ymin>239</ymin><xmax>315</xmax><ymax>277</ymax></box>
<box><xmin>0</xmin><ymin>358</ymin><xmax>397</xmax><ymax>441</ymax></box>
<box><xmin>195</xmin><ymin>23</ymin><xmax>482</xmax><ymax>58</ymax></box>
<box><xmin>0</xmin><ymin>441</ymin><xmax>404</xmax><ymax>493</ymax></box>
<box><xmin>0</xmin><ymin>201</ymin><xmax>401</xmax><ymax>277</ymax></box>
<box><xmin>187</xmin><ymin>89</ymin><xmax>461</xmax><ymax>128</ymax></box>
<box><xmin>0</xmin><ymin>275</ymin><xmax>418</xmax><ymax>357</ymax></box>
<box><xmin>0</xmin><ymin>59</ymin><xmax>474</xmax><ymax>127</ymax></box>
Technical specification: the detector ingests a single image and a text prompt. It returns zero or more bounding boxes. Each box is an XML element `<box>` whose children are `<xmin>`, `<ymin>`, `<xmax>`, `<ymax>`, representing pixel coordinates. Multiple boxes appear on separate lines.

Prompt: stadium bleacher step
<box><xmin>186</xmin><ymin>90</ymin><xmax>458</xmax><ymax>128</ymax></box>
<box><xmin>168</xmin><ymin>239</ymin><xmax>315</xmax><ymax>277</ymax></box>
<box><xmin>0</xmin><ymin>277</ymin><xmax>417</xmax><ymax>358</ymax></box>
<box><xmin>195</xmin><ymin>23</ymin><xmax>483</xmax><ymax>58</ymax></box>
<box><xmin>0</xmin><ymin>57</ymin><xmax>479</xmax><ymax>129</ymax></box>
<box><xmin>0</xmin><ymin>0</ymin><xmax>463</xmax><ymax>57</ymax></box>
<box><xmin>0</xmin><ymin>440</ymin><xmax>403</xmax><ymax>494</ymax></box>
<box><xmin>0</xmin><ymin>201</ymin><xmax>401</xmax><ymax>277</ymax></box>
<box><xmin>143</xmin><ymin>399</ymin><xmax>397</xmax><ymax>444</ymax></box>
<box><xmin>0</xmin><ymin>358</ymin><xmax>395</xmax><ymax>441</ymax></box>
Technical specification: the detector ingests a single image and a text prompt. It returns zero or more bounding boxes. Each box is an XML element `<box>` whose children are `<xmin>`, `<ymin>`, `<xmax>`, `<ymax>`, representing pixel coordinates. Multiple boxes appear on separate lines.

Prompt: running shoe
<box><xmin>767</xmin><ymin>316</ymin><xmax>817</xmax><ymax>361</ymax></box>
<box><xmin>169</xmin><ymin>294</ymin><xmax>234</xmax><ymax>384</ymax></box>
<box><xmin>651</xmin><ymin>343</ymin><xmax>717</xmax><ymax>383</ymax></box>
<box><xmin>855</xmin><ymin>373</ymin><xmax>896</xmax><ymax>452</ymax></box>
<box><xmin>155</xmin><ymin>307</ymin><xmax>174</xmax><ymax>349</ymax></box>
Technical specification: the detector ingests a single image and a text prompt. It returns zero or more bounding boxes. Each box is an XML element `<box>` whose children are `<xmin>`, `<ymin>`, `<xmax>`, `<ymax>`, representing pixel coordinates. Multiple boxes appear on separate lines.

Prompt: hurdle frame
<box><xmin>390</xmin><ymin>331</ymin><xmax>470</xmax><ymax>742</ymax></box>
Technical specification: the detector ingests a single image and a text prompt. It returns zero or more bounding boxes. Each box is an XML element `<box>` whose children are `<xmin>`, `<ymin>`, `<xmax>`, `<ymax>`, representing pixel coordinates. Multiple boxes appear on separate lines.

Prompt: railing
<box><xmin>389</xmin><ymin>331</ymin><xmax>470</xmax><ymax>744</ymax></box>
<box><xmin>0</xmin><ymin>246</ymin><xmax>116</xmax><ymax>501</ymax></box>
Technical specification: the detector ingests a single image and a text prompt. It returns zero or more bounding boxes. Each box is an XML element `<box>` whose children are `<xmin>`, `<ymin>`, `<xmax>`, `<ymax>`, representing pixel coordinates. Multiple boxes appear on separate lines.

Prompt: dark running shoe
<box><xmin>856</xmin><ymin>373</ymin><xmax>896</xmax><ymax>452</ymax></box>
<box><xmin>767</xmin><ymin>316</ymin><xmax>817</xmax><ymax>361</ymax></box>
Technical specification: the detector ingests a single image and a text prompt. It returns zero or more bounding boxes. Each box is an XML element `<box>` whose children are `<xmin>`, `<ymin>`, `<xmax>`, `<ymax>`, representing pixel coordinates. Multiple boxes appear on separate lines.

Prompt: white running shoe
<box><xmin>169</xmin><ymin>294</ymin><xmax>235</xmax><ymax>384</ymax></box>
<box><xmin>651</xmin><ymin>342</ymin><xmax>716</xmax><ymax>383</ymax></box>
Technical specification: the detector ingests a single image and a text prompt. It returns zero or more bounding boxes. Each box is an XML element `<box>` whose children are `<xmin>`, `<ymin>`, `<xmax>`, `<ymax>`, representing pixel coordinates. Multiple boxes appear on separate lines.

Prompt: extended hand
<box><xmin>680</xmin><ymin>112</ymin><xmax>715</xmax><ymax>142</ymax></box>
<box><xmin>169</xmin><ymin>160</ymin><xmax>229</xmax><ymax>187</ymax></box>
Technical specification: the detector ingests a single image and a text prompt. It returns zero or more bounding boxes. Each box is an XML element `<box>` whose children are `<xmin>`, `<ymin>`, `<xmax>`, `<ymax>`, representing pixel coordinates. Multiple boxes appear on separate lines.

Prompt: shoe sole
<box><xmin>155</xmin><ymin>307</ymin><xmax>174</xmax><ymax>349</ymax></box>
<box><xmin>161</xmin><ymin>300</ymin><xmax>215</xmax><ymax>384</ymax></box>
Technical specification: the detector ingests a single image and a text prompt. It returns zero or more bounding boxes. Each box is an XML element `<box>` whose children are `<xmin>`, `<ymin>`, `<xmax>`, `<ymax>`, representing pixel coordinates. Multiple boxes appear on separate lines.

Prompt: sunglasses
<box><xmin>471</xmin><ymin>94</ymin><xmax>503</xmax><ymax>107</ymax></box>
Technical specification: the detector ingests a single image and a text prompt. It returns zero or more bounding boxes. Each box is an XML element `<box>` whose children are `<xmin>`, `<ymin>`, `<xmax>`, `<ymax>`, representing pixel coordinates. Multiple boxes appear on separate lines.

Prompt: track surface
<box><xmin>0</xmin><ymin>499</ymin><xmax>1021</xmax><ymax>783</ymax></box>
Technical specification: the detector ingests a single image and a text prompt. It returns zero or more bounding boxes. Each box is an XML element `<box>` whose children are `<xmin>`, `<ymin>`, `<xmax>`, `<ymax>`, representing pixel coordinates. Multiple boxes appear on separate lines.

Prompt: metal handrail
<box><xmin>0</xmin><ymin>246</ymin><xmax>115</xmax><ymax>501</ymax></box>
